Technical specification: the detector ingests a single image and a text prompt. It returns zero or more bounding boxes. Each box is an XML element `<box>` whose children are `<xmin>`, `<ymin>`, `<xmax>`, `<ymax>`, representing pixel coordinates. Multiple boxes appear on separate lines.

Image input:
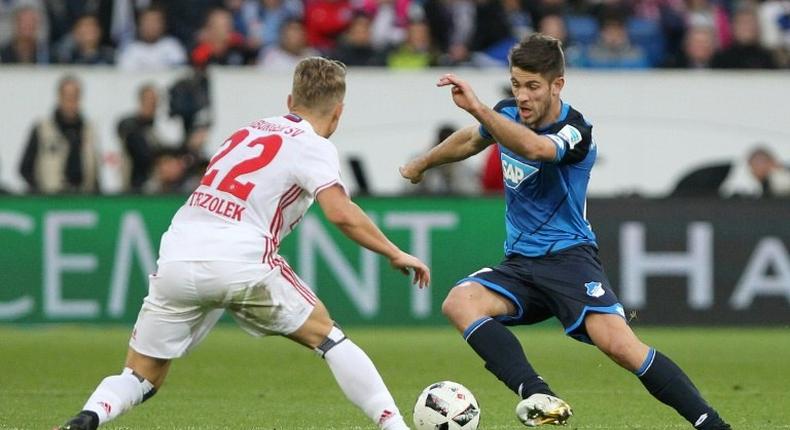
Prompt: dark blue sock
<box><xmin>464</xmin><ymin>317</ymin><xmax>553</xmax><ymax>398</ymax></box>
<box><xmin>636</xmin><ymin>348</ymin><xmax>727</xmax><ymax>429</ymax></box>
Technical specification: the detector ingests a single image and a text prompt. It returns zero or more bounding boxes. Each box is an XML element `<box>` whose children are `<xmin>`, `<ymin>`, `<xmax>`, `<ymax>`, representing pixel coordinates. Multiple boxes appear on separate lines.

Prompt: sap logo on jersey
<box><xmin>557</xmin><ymin>124</ymin><xmax>582</xmax><ymax>146</ymax></box>
<box><xmin>501</xmin><ymin>152</ymin><xmax>538</xmax><ymax>189</ymax></box>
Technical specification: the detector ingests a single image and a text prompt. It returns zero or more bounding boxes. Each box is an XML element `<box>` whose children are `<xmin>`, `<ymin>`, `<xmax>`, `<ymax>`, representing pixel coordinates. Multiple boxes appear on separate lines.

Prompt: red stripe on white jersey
<box><xmin>259</xmin><ymin>184</ymin><xmax>315</xmax><ymax>305</ymax></box>
<box><xmin>269</xmin><ymin>185</ymin><xmax>301</xmax><ymax>237</ymax></box>
<box><xmin>261</xmin><ymin>239</ymin><xmax>316</xmax><ymax>305</ymax></box>
<box><xmin>272</xmin><ymin>187</ymin><xmax>303</xmax><ymax>241</ymax></box>
<box><xmin>261</xmin><ymin>237</ymin><xmax>272</xmax><ymax>263</ymax></box>
<box><xmin>280</xmin><ymin>259</ymin><xmax>317</xmax><ymax>304</ymax></box>
<box><xmin>262</xmin><ymin>185</ymin><xmax>301</xmax><ymax>262</ymax></box>
<box><xmin>270</xmin><ymin>185</ymin><xmax>300</xmax><ymax>231</ymax></box>
<box><xmin>274</xmin><ymin>256</ymin><xmax>316</xmax><ymax>305</ymax></box>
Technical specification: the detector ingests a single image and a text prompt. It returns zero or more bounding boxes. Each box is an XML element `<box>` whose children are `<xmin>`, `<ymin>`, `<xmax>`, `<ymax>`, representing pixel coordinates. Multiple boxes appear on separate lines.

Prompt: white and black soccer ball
<box><xmin>413</xmin><ymin>381</ymin><xmax>480</xmax><ymax>430</ymax></box>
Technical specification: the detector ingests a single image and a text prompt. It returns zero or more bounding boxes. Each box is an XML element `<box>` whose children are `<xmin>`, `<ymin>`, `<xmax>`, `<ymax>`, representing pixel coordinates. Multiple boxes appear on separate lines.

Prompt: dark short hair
<box><xmin>508</xmin><ymin>33</ymin><xmax>565</xmax><ymax>81</ymax></box>
<box><xmin>57</xmin><ymin>74</ymin><xmax>81</xmax><ymax>94</ymax></box>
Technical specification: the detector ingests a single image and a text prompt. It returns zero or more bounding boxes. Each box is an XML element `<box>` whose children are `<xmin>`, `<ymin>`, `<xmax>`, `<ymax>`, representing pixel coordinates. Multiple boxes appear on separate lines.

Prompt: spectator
<box><xmin>528</xmin><ymin>0</ymin><xmax>571</xmax><ymax>24</ymax></box>
<box><xmin>179</xmin><ymin>118</ymin><xmax>212</xmax><ymax>191</ymax></box>
<box><xmin>387</xmin><ymin>20</ymin><xmax>436</xmax><ymax>68</ymax></box>
<box><xmin>18</xmin><ymin>75</ymin><xmax>99</xmax><ymax>194</ymax></box>
<box><xmin>239</xmin><ymin>0</ymin><xmax>303</xmax><ymax>50</ymax></box>
<box><xmin>410</xmin><ymin>123</ymin><xmax>478</xmax><ymax>195</ymax></box>
<box><xmin>480</xmin><ymin>144</ymin><xmax>504</xmax><ymax>194</ymax></box>
<box><xmin>721</xmin><ymin>145</ymin><xmax>790</xmax><ymax>198</ymax></box>
<box><xmin>633</xmin><ymin>0</ymin><xmax>686</xmax><ymax>63</ymax></box>
<box><xmin>191</xmin><ymin>8</ymin><xmax>256</xmax><ymax>67</ymax></box>
<box><xmin>117</xmin><ymin>84</ymin><xmax>166</xmax><ymax>193</ymax></box>
<box><xmin>0</xmin><ymin>0</ymin><xmax>47</xmax><ymax>45</ymax></box>
<box><xmin>663</xmin><ymin>24</ymin><xmax>716</xmax><ymax>68</ymax></box>
<box><xmin>538</xmin><ymin>14</ymin><xmax>566</xmax><ymax>42</ymax></box>
<box><xmin>44</xmin><ymin>0</ymin><xmax>114</xmax><ymax>47</ymax></box>
<box><xmin>143</xmin><ymin>147</ymin><xmax>190</xmax><ymax>194</ymax></box>
<box><xmin>685</xmin><ymin>0</ymin><xmax>732</xmax><ymax>48</ymax></box>
<box><xmin>746</xmin><ymin>146</ymin><xmax>790</xmax><ymax>197</ymax></box>
<box><xmin>117</xmin><ymin>7</ymin><xmax>187</xmax><ymax>71</ymax></box>
<box><xmin>0</xmin><ymin>4</ymin><xmax>48</xmax><ymax>63</ymax></box>
<box><xmin>358</xmin><ymin>0</ymin><xmax>416</xmax><ymax>51</ymax></box>
<box><xmin>538</xmin><ymin>14</ymin><xmax>584</xmax><ymax>67</ymax></box>
<box><xmin>423</xmin><ymin>0</ymin><xmax>474</xmax><ymax>65</ymax></box>
<box><xmin>168</xmin><ymin>67</ymin><xmax>212</xmax><ymax>137</ymax></box>
<box><xmin>224</xmin><ymin>0</ymin><xmax>249</xmax><ymax>34</ymax></box>
<box><xmin>503</xmin><ymin>0</ymin><xmax>533</xmax><ymax>42</ymax></box>
<box><xmin>758</xmin><ymin>0</ymin><xmax>790</xmax><ymax>66</ymax></box>
<box><xmin>257</xmin><ymin>18</ymin><xmax>319</xmax><ymax>71</ymax></box>
<box><xmin>712</xmin><ymin>6</ymin><xmax>778</xmax><ymax>68</ymax></box>
<box><xmin>54</xmin><ymin>14</ymin><xmax>114</xmax><ymax>64</ymax></box>
<box><xmin>160</xmin><ymin>0</ymin><xmax>224</xmax><ymax>49</ymax></box>
<box><xmin>303</xmin><ymin>0</ymin><xmax>353</xmax><ymax>52</ymax></box>
<box><xmin>468</xmin><ymin>0</ymin><xmax>515</xmax><ymax>66</ymax></box>
<box><xmin>580</xmin><ymin>15</ymin><xmax>650</xmax><ymax>69</ymax></box>
<box><xmin>330</xmin><ymin>12</ymin><xmax>386</xmax><ymax>66</ymax></box>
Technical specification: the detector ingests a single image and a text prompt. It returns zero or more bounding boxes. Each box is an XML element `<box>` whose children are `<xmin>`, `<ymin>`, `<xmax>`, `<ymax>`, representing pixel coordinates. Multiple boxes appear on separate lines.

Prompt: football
<box><xmin>412</xmin><ymin>381</ymin><xmax>480</xmax><ymax>430</ymax></box>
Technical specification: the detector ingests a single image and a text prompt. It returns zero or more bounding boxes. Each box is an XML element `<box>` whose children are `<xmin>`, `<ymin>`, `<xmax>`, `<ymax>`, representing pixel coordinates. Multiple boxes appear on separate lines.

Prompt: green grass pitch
<box><xmin>1</xmin><ymin>325</ymin><xmax>788</xmax><ymax>429</ymax></box>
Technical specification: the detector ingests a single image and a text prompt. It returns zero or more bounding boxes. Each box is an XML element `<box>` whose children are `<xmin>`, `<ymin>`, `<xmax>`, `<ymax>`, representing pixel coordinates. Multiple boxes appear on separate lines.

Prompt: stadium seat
<box><xmin>565</xmin><ymin>15</ymin><xmax>599</xmax><ymax>47</ymax></box>
<box><xmin>627</xmin><ymin>17</ymin><xmax>666</xmax><ymax>67</ymax></box>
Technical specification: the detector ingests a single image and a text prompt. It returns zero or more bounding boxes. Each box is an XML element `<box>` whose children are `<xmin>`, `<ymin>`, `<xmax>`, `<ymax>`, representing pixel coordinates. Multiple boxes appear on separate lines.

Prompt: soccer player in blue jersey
<box><xmin>400</xmin><ymin>34</ymin><xmax>731</xmax><ymax>429</ymax></box>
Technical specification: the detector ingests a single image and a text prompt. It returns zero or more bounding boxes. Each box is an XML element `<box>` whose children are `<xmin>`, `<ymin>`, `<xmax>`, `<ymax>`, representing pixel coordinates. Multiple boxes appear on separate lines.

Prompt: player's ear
<box><xmin>552</xmin><ymin>77</ymin><xmax>565</xmax><ymax>96</ymax></box>
<box><xmin>287</xmin><ymin>94</ymin><xmax>294</xmax><ymax>111</ymax></box>
<box><xmin>329</xmin><ymin>102</ymin><xmax>344</xmax><ymax>124</ymax></box>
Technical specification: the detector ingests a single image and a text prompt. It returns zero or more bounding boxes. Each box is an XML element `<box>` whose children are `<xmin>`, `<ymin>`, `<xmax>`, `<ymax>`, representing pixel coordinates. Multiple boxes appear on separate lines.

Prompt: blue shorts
<box><xmin>456</xmin><ymin>245</ymin><xmax>625</xmax><ymax>344</ymax></box>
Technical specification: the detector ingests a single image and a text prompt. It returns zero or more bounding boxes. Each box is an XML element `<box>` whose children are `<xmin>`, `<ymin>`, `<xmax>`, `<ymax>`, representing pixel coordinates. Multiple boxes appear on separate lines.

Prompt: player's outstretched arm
<box><xmin>437</xmin><ymin>73</ymin><xmax>557</xmax><ymax>162</ymax></box>
<box><xmin>316</xmin><ymin>185</ymin><xmax>430</xmax><ymax>288</ymax></box>
<box><xmin>399</xmin><ymin>125</ymin><xmax>490</xmax><ymax>184</ymax></box>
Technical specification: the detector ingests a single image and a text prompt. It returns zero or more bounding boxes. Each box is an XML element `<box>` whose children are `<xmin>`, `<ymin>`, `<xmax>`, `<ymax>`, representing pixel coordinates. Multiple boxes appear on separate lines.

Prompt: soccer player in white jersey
<box><xmin>55</xmin><ymin>57</ymin><xmax>429</xmax><ymax>430</ymax></box>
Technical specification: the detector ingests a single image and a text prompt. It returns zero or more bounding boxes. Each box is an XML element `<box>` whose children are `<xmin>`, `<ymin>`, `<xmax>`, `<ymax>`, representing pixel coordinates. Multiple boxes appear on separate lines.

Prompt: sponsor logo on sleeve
<box><xmin>557</xmin><ymin>124</ymin><xmax>582</xmax><ymax>147</ymax></box>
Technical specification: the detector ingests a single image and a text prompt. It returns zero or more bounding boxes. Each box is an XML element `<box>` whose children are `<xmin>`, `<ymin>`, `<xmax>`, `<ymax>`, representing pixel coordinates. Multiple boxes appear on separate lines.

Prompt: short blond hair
<box><xmin>291</xmin><ymin>57</ymin><xmax>347</xmax><ymax>115</ymax></box>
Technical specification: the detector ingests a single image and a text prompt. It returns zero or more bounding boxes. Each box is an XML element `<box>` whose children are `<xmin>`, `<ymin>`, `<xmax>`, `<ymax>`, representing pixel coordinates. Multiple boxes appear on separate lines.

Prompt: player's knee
<box><xmin>597</xmin><ymin>336</ymin><xmax>637</xmax><ymax>368</ymax></box>
<box><xmin>441</xmin><ymin>286</ymin><xmax>474</xmax><ymax>322</ymax></box>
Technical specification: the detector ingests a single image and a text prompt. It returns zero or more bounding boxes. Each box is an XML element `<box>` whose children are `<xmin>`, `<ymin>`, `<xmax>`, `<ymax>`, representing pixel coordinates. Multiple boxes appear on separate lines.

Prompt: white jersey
<box><xmin>158</xmin><ymin>114</ymin><xmax>346</xmax><ymax>264</ymax></box>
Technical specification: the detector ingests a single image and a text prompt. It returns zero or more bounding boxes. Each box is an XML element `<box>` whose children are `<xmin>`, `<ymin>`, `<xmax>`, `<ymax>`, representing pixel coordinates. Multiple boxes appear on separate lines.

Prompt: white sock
<box><xmin>82</xmin><ymin>367</ymin><xmax>155</xmax><ymax>425</ymax></box>
<box><xmin>319</xmin><ymin>328</ymin><xmax>409</xmax><ymax>430</ymax></box>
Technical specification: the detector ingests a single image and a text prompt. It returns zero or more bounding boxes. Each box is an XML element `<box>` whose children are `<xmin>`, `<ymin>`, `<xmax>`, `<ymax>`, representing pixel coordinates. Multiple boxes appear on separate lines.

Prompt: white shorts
<box><xmin>129</xmin><ymin>259</ymin><xmax>317</xmax><ymax>359</ymax></box>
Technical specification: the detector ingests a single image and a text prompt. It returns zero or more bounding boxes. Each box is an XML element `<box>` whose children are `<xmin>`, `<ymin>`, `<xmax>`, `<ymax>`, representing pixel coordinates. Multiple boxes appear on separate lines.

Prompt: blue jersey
<box><xmin>479</xmin><ymin>99</ymin><xmax>597</xmax><ymax>257</ymax></box>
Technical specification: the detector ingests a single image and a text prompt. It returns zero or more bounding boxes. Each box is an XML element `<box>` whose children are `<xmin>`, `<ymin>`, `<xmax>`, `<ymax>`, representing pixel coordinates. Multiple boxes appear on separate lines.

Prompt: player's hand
<box><xmin>399</xmin><ymin>162</ymin><xmax>425</xmax><ymax>184</ymax></box>
<box><xmin>389</xmin><ymin>251</ymin><xmax>431</xmax><ymax>288</ymax></box>
<box><xmin>437</xmin><ymin>73</ymin><xmax>482</xmax><ymax>114</ymax></box>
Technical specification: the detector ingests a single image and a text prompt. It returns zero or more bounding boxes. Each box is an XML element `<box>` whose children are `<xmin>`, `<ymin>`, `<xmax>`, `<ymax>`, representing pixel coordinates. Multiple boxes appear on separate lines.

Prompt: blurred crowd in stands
<box><xmin>13</xmin><ymin>72</ymin><xmax>212</xmax><ymax>195</ymax></box>
<box><xmin>0</xmin><ymin>0</ymin><xmax>788</xmax><ymax>197</ymax></box>
<box><xmin>0</xmin><ymin>0</ymin><xmax>789</xmax><ymax>70</ymax></box>
<box><xmin>4</xmin><ymin>71</ymin><xmax>788</xmax><ymax>198</ymax></box>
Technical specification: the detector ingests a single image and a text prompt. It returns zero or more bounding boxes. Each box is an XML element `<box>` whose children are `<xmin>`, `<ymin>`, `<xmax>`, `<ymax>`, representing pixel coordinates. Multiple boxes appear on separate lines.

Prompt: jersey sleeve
<box><xmin>294</xmin><ymin>142</ymin><xmax>348</xmax><ymax>197</ymax></box>
<box><xmin>545</xmin><ymin>120</ymin><xmax>593</xmax><ymax>165</ymax></box>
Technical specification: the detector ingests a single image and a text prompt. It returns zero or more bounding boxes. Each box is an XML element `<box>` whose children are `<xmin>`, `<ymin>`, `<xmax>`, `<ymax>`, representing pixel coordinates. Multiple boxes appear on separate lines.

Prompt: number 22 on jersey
<box><xmin>200</xmin><ymin>129</ymin><xmax>283</xmax><ymax>201</ymax></box>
